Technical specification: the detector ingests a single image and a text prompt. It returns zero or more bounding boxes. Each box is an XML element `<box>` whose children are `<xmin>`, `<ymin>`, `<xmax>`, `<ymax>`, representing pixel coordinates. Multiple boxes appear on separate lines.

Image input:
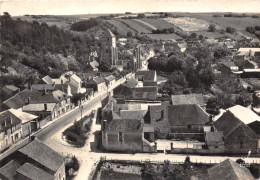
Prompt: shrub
<box><xmin>226</xmin><ymin>26</ymin><xmax>236</xmax><ymax>34</ymax></box>
<box><xmin>70</xmin><ymin>18</ymin><xmax>99</xmax><ymax>31</ymax></box>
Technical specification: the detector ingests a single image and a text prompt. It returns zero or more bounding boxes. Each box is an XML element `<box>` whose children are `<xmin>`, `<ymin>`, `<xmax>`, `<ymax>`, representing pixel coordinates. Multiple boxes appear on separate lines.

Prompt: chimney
<box><xmin>44</xmin><ymin>103</ymin><xmax>47</xmax><ymax>111</ymax></box>
<box><xmin>27</xmin><ymin>97</ymin><xmax>30</xmax><ymax>105</ymax></box>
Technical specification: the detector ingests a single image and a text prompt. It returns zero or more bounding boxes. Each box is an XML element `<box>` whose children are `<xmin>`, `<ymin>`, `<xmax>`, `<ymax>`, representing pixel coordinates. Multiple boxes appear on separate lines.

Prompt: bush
<box><xmin>226</xmin><ymin>26</ymin><xmax>236</xmax><ymax>34</ymax></box>
<box><xmin>70</xmin><ymin>18</ymin><xmax>99</xmax><ymax>31</ymax></box>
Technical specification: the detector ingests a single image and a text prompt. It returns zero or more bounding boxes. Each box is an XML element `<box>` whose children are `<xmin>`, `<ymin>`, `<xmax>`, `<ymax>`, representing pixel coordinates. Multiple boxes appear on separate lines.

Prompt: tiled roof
<box><xmin>143</xmin><ymin>81</ymin><xmax>157</xmax><ymax>86</ymax></box>
<box><xmin>0</xmin><ymin>160</ymin><xmax>21</xmax><ymax>180</ymax></box>
<box><xmin>4</xmin><ymin>85</ymin><xmax>19</xmax><ymax>92</ymax></box>
<box><xmin>168</xmin><ymin>104</ymin><xmax>209</xmax><ymax>126</ymax></box>
<box><xmin>227</xmin><ymin>105</ymin><xmax>260</xmax><ymax>125</ymax></box>
<box><xmin>135</xmin><ymin>70</ymin><xmax>156</xmax><ymax>81</ymax></box>
<box><xmin>220</xmin><ymin>61</ymin><xmax>237</xmax><ymax>68</ymax></box>
<box><xmin>9</xmin><ymin>109</ymin><xmax>38</xmax><ymax>124</ymax></box>
<box><xmin>0</xmin><ymin>110</ymin><xmax>21</xmax><ymax>132</ymax></box>
<box><xmin>42</xmin><ymin>75</ymin><xmax>53</xmax><ymax>84</ymax></box>
<box><xmin>205</xmin><ymin>131</ymin><xmax>223</xmax><ymax>143</ymax></box>
<box><xmin>16</xmin><ymin>163</ymin><xmax>54</xmax><ymax>180</ymax></box>
<box><xmin>91</xmin><ymin>76</ymin><xmax>105</xmax><ymax>84</ymax></box>
<box><xmin>171</xmin><ymin>94</ymin><xmax>205</xmax><ymax>107</ymax></box>
<box><xmin>89</xmin><ymin>60</ymin><xmax>99</xmax><ymax>68</ymax></box>
<box><xmin>208</xmin><ymin>159</ymin><xmax>254</xmax><ymax>180</ymax></box>
<box><xmin>31</xmin><ymin>84</ymin><xmax>55</xmax><ymax>91</ymax></box>
<box><xmin>23</xmin><ymin>103</ymin><xmax>56</xmax><ymax>112</ymax></box>
<box><xmin>30</xmin><ymin>90</ymin><xmax>68</xmax><ymax>104</ymax></box>
<box><xmin>213</xmin><ymin>111</ymin><xmax>258</xmax><ymax>139</ymax></box>
<box><xmin>123</xmin><ymin>78</ymin><xmax>138</xmax><ymax>88</ymax></box>
<box><xmin>4</xmin><ymin>89</ymin><xmax>42</xmax><ymax>109</ymax></box>
<box><xmin>133</xmin><ymin>86</ymin><xmax>157</xmax><ymax>93</ymax></box>
<box><xmin>120</xmin><ymin>110</ymin><xmax>148</xmax><ymax>120</ymax></box>
<box><xmin>107</xmin><ymin>119</ymin><xmax>142</xmax><ymax>133</ymax></box>
<box><xmin>105</xmin><ymin>75</ymin><xmax>116</xmax><ymax>82</ymax></box>
<box><xmin>18</xmin><ymin>140</ymin><xmax>64</xmax><ymax>172</ymax></box>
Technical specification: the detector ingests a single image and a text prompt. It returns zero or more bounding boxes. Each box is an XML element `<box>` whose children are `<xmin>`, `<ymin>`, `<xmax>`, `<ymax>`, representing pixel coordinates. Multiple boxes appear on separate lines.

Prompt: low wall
<box><xmin>170</xmin><ymin>148</ymin><xmax>225</xmax><ymax>155</ymax></box>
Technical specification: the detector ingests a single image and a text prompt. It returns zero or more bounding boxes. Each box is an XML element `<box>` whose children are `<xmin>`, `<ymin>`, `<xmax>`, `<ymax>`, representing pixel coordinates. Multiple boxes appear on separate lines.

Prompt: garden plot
<box><xmin>164</xmin><ymin>17</ymin><xmax>210</xmax><ymax>31</ymax></box>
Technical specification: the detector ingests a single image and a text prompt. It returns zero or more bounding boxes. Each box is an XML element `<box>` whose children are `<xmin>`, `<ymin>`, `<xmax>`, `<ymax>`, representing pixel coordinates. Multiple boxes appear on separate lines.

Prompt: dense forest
<box><xmin>0</xmin><ymin>12</ymin><xmax>100</xmax><ymax>79</ymax></box>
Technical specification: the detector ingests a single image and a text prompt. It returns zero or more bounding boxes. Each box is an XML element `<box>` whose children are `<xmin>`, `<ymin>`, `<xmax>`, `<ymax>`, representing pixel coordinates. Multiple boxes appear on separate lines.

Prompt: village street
<box><xmin>44</xmin><ymin>113</ymin><xmax>260</xmax><ymax>180</ymax></box>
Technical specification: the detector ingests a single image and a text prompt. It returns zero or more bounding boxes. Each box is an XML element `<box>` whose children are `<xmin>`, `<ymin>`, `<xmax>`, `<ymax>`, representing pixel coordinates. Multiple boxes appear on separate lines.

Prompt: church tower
<box><xmin>100</xmin><ymin>29</ymin><xmax>118</xmax><ymax>65</ymax></box>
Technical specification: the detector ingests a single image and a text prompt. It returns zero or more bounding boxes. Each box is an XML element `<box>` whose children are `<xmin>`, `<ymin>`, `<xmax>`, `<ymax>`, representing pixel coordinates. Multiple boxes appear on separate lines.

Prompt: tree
<box><xmin>235</xmin><ymin>91</ymin><xmax>252</xmax><ymax>107</ymax></box>
<box><xmin>206</xmin><ymin>97</ymin><xmax>221</xmax><ymax>115</ymax></box>
<box><xmin>98</xmin><ymin>60</ymin><xmax>111</xmax><ymax>72</ymax></box>
<box><xmin>0</xmin><ymin>54</ymin><xmax>12</xmax><ymax>69</ymax></box>
<box><xmin>127</xmin><ymin>31</ymin><xmax>133</xmax><ymax>37</ymax></box>
<box><xmin>208</xmin><ymin>24</ymin><xmax>216</xmax><ymax>32</ymax></box>
<box><xmin>226</xmin><ymin>26</ymin><xmax>236</xmax><ymax>34</ymax></box>
<box><xmin>213</xmin><ymin>46</ymin><xmax>231</xmax><ymax>62</ymax></box>
<box><xmin>137</xmin><ymin>13</ymin><xmax>145</xmax><ymax>19</ymax></box>
<box><xmin>199</xmin><ymin>67</ymin><xmax>215</xmax><ymax>89</ymax></box>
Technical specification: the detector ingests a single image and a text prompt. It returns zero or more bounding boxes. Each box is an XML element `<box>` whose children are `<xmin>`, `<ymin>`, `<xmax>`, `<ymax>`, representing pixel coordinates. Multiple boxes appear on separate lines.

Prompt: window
<box><xmin>59</xmin><ymin>172</ymin><xmax>61</xmax><ymax>179</ymax></box>
<box><xmin>161</xmin><ymin>110</ymin><xmax>164</xmax><ymax>119</ymax></box>
<box><xmin>119</xmin><ymin>132</ymin><xmax>123</xmax><ymax>142</ymax></box>
<box><xmin>187</xmin><ymin>125</ymin><xmax>192</xmax><ymax>129</ymax></box>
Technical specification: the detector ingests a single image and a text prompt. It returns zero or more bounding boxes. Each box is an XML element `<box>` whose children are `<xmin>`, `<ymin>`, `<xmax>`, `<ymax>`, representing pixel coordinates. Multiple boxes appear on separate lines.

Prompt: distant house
<box><xmin>0</xmin><ymin>160</ymin><xmax>22</xmax><ymax>180</ymax></box>
<box><xmin>204</xmin><ymin>131</ymin><xmax>225</xmax><ymax>152</ymax></box>
<box><xmin>255</xmin><ymin>51</ymin><xmax>260</xmax><ymax>63</ymax></box>
<box><xmin>243</xmin><ymin>60</ymin><xmax>258</xmax><ymax>69</ymax></box>
<box><xmin>132</xmin><ymin>86</ymin><xmax>158</xmax><ymax>100</ymax></box>
<box><xmin>113</xmin><ymin>78</ymin><xmax>138</xmax><ymax>98</ymax></box>
<box><xmin>85</xmin><ymin>60</ymin><xmax>99</xmax><ymax>72</ymax></box>
<box><xmin>8</xmin><ymin>109</ymin><xmax>38</xmax><ymax>137</ymax></box>
<box><xmin>238</xmin><ymin>48</ymin><xmax>260</xmax><ymax>62</ymax></box>
<box><xmin>171</xmin><ymin>94</ymin><xmax>205</xmax><ymax>108</ymax></box>
<box><xmin>29</xmin><ymin>90</ymin><xmax>71</xmax><ymax>118</ymax></box>
<box><xmin>2</xmin><ymin>85</ymin><xmax>20</xmax><ymax>97</ymax></box>
<box><xmin>0</xmin><ymin>110</ymin><xmax>22</xmax><ymax>152</ymax></box>
<box><xmin>7</xmin><ymin>140</ymin><xmax>65</xmax><ymax>180</ymax></box>
<box><xmin>217</xmin><ymin>61</ymin><xmax>239</xmax><ymax>78</ymax></box>
<box><xmin>207</xmin><ymin>159</ymin><xmax>254</xmax><ymax>180</ymax></box>
<box><xmin>135</xmin><ymin>70</ymin><xmax>157</xmax><ymax>86</ymax></box>
<box><xmin>3</xmin><ymin>89</ymin><xmax>42</xmax><ymax>109</ymax></box>
<box><xmin>42</xmin><ymin>75</ymin><xmax>54</xmax><ymax>85</ymax></box>
<box><xmin>105</xmin><ymin>75</ymin><xmax>116</xmax><ymax>88</ymax></box>
<box><xmin>86</xmin><ymin>76</ymin><xmax>107</xmax><ymax>92</ymax></box>
<box><xmin>213</xmin><ymin>105</ymin><xmax>260</xmax><ymax>154</ymax></box>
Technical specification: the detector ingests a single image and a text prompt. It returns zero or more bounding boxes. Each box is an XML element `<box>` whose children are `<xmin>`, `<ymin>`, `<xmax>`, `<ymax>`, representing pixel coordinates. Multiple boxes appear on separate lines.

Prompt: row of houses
<box><xmin>0</xmin><ymin>70</ymin><xmax>122</xmax><ymax>152</ymax></box>
<box><xmin>101</xmin><ymin>93</ymin><xmax>260</xmax><ymax>155</ymax></box>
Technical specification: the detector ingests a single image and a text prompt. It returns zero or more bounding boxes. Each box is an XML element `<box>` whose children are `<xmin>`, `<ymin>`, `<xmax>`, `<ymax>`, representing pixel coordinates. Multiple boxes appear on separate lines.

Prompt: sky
<box><xmin>1</xmin><ymin>0</ymin><xmax>260</xmax><ymax>16</ymax></box>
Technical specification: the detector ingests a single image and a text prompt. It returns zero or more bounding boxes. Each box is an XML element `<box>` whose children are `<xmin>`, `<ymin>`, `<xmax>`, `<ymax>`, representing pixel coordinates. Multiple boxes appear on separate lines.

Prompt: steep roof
<box><xmin>16</xmin><ymin>163</ymin><xmax>54</xmax><ymax>180</ymax></box>
<box><xmin>106</xmin><ymin>119</ymin><xmax>142</xmax><ymax>133</ymax></box>
<box><xmin>105</xmin><ymin>75</ymin><xmax>116</xmax><ymax>82</ymax></box>
<box><xmin>171</xmin><ymin>94</ymin><xmax>205</xmax><ymax>107</ymax></box>
<box><xmin>18</xmin><ymin>140</ymin><xmax>64</xmax><ymax>172</ymax></box>
<box><xmin>89</xmin><ymin>60</ymin><xmax>99</xmax><ymax>68</ymax></box>
<box><xmin>31</xmin><ymin>84</ymin><xmax>55</xmax><ymax>91</ymax></box>
<box><xmin>3</xmin><ymin>89</ymin><xmax>42</xmax><ymax>109</ymax></box>
<box><xmin>42</xmin><ymin>75</ymin><xmax>53</xmax><ymax>84</ymax></box>
<box><xmin>90</xmin><ymin>76</ymin><xmax>105</xmax><ymax>84</ymax></box>
<box><xmin>0</xmin><ymin>110</ymin><xmax>21</xmax><ymax>132</ymax></box>
<box><xmin>168</xmin><ymin>104</ymin><xmax>209</xmax><ymax>126</ymax></box>
<box><xmin>135</xmin><ymin>70</ymin><xmax>156</xmax><ymax>81</ymax></box>
<box><xmin>227</xmin><ymin>105</ymin><xmax>260</xmax><ymax>125</ymax></box>
<box><xmin>23</xmin><ymin>103</ymin><xmax>56</xmax><ymax>112</ymax></box>
<box><xmin>0</xmin><ymin>160</ymin><xmax>21</xmax><ymax>180</ymax></box>
<box><xmin>4</xmin><ymin>85</ymin><xmax>19</xmax><ymax>92</ymax></box>
<box><xmin>213</xmin><ymin>110</ymin><xmax>258</xmax><ymax>139</ymax></box>
<box><xmin>123</xmin><ymin>78</ymin><xmax>138</xmax><ymax>88</ymax></box>
<box><xmin>120</xmin><ymin>110</ymin><xmax>148</xmax><ymax>120</ymax></box>
<box><xmin>208</xmin><ymin>159</ymin><xmax>254</xmax><ymax>180</ymax></box>
<box><xmin>30</xmin><ymin>90</ymin><xmax>68</xmax><ymax>104</ymax></box>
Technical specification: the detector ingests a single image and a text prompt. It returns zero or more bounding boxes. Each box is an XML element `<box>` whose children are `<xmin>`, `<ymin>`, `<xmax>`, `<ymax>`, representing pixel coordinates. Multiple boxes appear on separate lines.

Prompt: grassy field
<box><xmin>106</xmin><ymin>19</ymin><xmax>136</xmax><ymax>36</ymax></box>
<box><xmin>188</xmin><ymin>14</ymin><xmax>260</xmax><ymax>31</ymax></box>
<box><xmin>118</xmin><ymin>19</ymin><xmax>151</xmax><ymax>33</ymax></box>
<box><xmin>133</xmin><ymin>19</ymin><xmax>157</xmax><ymax>31</ymax></box>
<box><xmin>141</xmin><ymin>18</ymin><xmax>183</xmax><ymax>32</ymax></box>
<box><xmin>100</xmin><ymin>170</ymin><xmax>141</xmax><ymax>180</ymax></box>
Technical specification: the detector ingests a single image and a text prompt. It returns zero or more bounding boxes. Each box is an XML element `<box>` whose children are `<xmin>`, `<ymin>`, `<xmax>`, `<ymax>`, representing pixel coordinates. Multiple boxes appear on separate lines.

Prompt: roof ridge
<box><xmin>224</xmin><ymin>121</ymin><xmax>243</xmax><ymax>138</ymax></box>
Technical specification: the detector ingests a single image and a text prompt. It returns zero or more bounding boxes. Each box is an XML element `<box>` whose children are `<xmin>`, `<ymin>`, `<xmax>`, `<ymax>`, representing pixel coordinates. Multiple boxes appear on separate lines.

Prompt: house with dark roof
<box><xmin>85</xmin><ymin>60</ymin><xmax>99</xmax><ymax>72</ymax></box>
<box><xmin>135</xmin><ymin>70</ymin><xmax>157</xmax><ymax>86</ymax></box>
<box><xmin>132</xmin><ymin>86</ymin><xmax>158</xmax><ymax>100</ymax></box>
<box><xmin>15</xmin><ymin>140</ymin><xmax>65</xmax><ymax>180</ymax></box>
<box><xmin>213</xmin><ymin>105</ymin><xmax>260</xmax><ymax>154</ymax></box>
<box><xmin>113</xmin><ymin>78</ymin><xmax>138</xmax><ymax>98</ymax></box>
<box><xmin>217</xmin><ymin>61</ymin><xmax>239</xmax><ymax>78</ymax></box>
<box><xmin>0</xmin><ymin>110</ymin><xmax>22</xmax><ymax>152</ymax></box>
<box><xmin>105</xmin><ymin>75</ymin><xmax>116</xmax><ymax>88</ymax></box>
<box><xmin>171</xmin><ymin>94</ymin><xmax>205</xmax><ymax>108</ymax></box>
<box><xmin>207</xmin><ymin>159</ymin><xmax>254</xmax><ymax>180</ymax></box>
<box><xmin>2</xmin><ymin>85</ymin><xmax>20</xmax><ymax>97</ymax></box>
<box><xmin>3</xmin><ymin>89</ymin><xmax>42</xmax><ymax>109</ymax></box>
<box><xmin>204</xmin><ymin>131</ymin><xmax>224</xmax><ymax>152</ymax></box>
<box><xmin>0</xmin><ymin>160</ymin><xmax>22</xmax><ymax>180</ymax></box>
<box><xmin>86</xmin><ymin>76</ymin><xmax>107</xmax><ymax>92</ymax></box>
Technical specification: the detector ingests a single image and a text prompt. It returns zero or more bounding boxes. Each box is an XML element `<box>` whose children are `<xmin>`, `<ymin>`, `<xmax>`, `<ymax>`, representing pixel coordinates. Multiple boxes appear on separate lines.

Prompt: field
<box><xmin>141</xmin><ymin>18</ymin><xmax>183</xmax><ymax>32</ymax></box>
<box><xmin>163</xmin><ymin>17</ymin><xmax>210</xmax><ymax>31</ymax></box>
<box><xmin>133</xmin><ymin>19</ymin><xmax>157</xmax><ymax>30</ymax></box>
<box><xmin>106</xmin><ymin>19</ymin><xmax>136</xmax><ymax>36</ymax></box>
<box><xmin>189</xmin><ymin>13</ymin><xmax>260</xmax><ymax>30</ymax></box>
<box><xmin>118</xmin><ymin>19</ymin><xmax>151</xmax><ymax>33</ymax></box>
